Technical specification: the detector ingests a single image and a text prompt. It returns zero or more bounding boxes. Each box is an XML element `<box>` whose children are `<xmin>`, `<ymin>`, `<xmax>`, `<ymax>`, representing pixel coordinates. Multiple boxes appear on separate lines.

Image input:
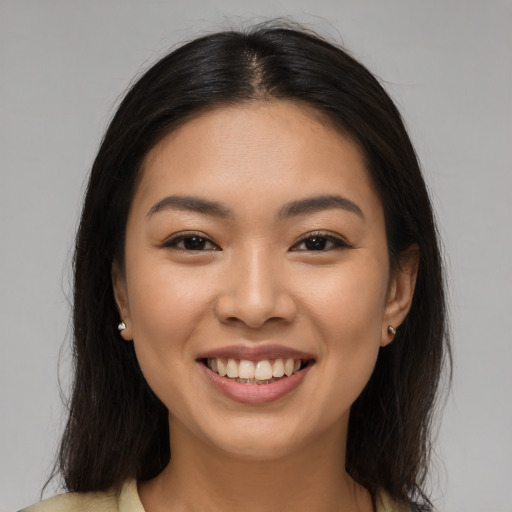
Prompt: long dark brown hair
<box><xmin>52</xmin><ymin>22</ymin><xmax>450</xmax><ymax>511</ymax></box>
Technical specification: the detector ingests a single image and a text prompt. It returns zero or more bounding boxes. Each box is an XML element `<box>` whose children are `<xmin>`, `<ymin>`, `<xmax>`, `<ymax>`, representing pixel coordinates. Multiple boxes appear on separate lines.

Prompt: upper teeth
<box><xmin>207</xmin><ymin>358</ymin><xmax>303</xmax><ymax>380</ymax></box>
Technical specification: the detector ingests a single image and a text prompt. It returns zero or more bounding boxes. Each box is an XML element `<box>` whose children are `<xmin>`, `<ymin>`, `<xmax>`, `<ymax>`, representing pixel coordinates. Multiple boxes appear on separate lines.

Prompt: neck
<box><xmin>139</xmin><ymin>416</ymin><xmax>373</xmax><ymax>512</ymax></box>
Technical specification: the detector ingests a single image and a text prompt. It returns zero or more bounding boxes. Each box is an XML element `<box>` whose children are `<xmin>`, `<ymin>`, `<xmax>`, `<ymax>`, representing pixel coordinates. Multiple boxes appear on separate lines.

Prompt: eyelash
<box><xmin>163</xmin><ymin>231</ymin><xmax>352</xmax><ymax>252</ymax></box>
<box><xmin>290</xmin><ymin>231</ymin><xmax>353</xmax><ymax>252</ymax></box>
<box><xmin>162</xmin><ymin>231</ymin><xmax>220</xmax><ymax>251</ymax></box>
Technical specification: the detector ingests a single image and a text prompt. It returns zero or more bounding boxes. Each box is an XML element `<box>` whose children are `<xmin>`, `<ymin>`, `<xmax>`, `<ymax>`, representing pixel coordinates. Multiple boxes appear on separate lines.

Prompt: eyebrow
<box><xmin>147</xmin><ymin>194</ymin><xmax>364</xmax><ymax>220</ymax></box>
<box><xmin>277</xmin><ymin>195</ymin><xmax>364</xmax><ymax>220</ymax></box>
<box><xmin>147</xmin><ymin>195</ymin><xmax>233</xmax><ymax>219</ymax></box>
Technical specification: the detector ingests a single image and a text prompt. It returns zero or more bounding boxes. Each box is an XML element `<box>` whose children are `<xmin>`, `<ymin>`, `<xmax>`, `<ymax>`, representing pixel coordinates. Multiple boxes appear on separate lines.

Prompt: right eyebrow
<box><xmin>146</xmin><ymin>195</ymin><xmax>233</xmax><ymax>219</ymax></box>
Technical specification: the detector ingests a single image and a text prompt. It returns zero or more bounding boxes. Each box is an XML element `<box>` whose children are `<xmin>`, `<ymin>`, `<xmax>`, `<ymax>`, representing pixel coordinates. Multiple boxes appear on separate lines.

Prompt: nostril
<box><xmin>213</xmin><ymin>284</ymin><xmax>297</xmax><ymax>329</ymax></box>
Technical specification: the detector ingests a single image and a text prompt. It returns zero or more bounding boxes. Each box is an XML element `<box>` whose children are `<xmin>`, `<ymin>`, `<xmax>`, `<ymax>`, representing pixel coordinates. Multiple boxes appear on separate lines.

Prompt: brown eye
<box><xmin>182</xmin><ymin>236</ymin><xmax>209</xmax><ymax>250</ymax></box>
<box><xmin>290</xmin><ymin>233</ymin><xmax>352</xmax><ymax>252</ymax></box>
<box><xmin>164</xmin><ymin>233</ymin><xmax>220</xmax><ymax>251</ymax></box>
<box><xmin>303</xmin><ymin>237</ymin><xmax>329</xmax><ymax>251</ymax></box>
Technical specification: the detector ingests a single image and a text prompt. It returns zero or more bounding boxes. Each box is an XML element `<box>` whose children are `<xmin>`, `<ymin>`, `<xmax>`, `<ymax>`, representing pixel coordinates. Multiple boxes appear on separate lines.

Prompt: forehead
<box><xmin>133</xmin><ymin>100</ymin><xmax>381</xmax><ymax>220</ymax></box>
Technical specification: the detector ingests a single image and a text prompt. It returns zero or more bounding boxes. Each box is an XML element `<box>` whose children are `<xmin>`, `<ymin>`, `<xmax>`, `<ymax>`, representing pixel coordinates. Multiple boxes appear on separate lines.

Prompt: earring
<box><xmin>387</xmin><ymin>325</ymin><xmax>397</xmax><ymax>337</ymax></box>
<box><xmin>118</xmin><ymin>322</ymin><xmax>126</xmax><ymax>331</ymax></box>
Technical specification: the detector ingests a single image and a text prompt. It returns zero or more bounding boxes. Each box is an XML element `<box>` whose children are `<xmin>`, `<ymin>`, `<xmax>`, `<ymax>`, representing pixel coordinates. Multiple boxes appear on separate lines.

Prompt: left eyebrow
<box><xmin>277</xmin><ymin>195</ymin><xmax>364</xmax><ymax>220</ymax></box>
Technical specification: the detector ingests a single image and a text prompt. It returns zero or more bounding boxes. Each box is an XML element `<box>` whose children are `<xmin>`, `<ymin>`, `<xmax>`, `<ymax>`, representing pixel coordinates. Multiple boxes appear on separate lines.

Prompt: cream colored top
<box><xmin>20</xmin><ymin>479</ymin><xmax>411</xmax><ymax>511</ymax></box>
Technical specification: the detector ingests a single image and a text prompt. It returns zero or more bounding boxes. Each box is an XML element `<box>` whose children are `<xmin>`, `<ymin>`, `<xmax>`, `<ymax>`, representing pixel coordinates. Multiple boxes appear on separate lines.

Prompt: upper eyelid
<box><xmin>293</xmin><ymin>231</ymin><xmax>351</xmax><ymax>244</ymax></box>
<box><xmin>296</xmin><ymin>230</ymin><xmax>345</xmax><ymax>240</ymax></box>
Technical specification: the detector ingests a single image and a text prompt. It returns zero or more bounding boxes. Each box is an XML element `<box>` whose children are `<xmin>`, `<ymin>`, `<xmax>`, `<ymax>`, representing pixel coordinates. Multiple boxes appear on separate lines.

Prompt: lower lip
<box><xmin>198</xmin><ymin>362</ymin><xmax>313</xmax><ymax>405</ymax></box>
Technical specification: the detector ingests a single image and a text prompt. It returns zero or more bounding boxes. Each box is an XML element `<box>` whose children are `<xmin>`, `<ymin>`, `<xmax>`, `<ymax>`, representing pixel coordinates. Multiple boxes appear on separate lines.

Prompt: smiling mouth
<box><xmin>200</xmin><ymin>357</ymin><xmax>312</xmax><ymax>384</ymax></box>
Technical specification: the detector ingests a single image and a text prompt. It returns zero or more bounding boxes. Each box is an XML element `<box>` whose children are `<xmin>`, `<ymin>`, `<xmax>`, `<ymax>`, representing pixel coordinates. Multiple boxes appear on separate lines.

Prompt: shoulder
<box><xmin>375</xmin><ymin>488</ymin><xmax>416</xmax><ymax>512</ymax></box>
<box><xmin>18</xmin><ymin>480</ymin><xmax>144</xmax><ymax>512</ymax></box>
<box><xmin>18</xmin><ymin>490</ymin><xmax>118</xmax><ymax>512</ymax></box>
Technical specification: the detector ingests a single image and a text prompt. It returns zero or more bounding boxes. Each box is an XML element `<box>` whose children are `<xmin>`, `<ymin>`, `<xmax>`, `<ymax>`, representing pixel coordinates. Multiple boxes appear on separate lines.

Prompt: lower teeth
<box><xmin>232</xmin><ymin>377</ymin><xmax>281</xmax><ymax>384</ymax></box>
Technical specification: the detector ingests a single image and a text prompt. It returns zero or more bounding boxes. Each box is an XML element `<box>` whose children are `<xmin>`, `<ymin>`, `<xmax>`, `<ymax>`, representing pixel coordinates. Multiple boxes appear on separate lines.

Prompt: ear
<box><xmin>381</xmin><ymin>245</ymin><xmax>419</xmax><ymax>347</ymax></box>
<box><xmin>112</xmin><ymin>260</ymin><xmax>133</xmax><ymax>341</ymax></box>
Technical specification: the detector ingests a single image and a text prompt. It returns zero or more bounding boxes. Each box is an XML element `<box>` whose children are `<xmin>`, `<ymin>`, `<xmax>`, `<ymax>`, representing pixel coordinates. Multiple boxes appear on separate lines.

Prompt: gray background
<box><xmin>1</xmin><ymin>1</ymin><xmax>511</xmax><ymax>511</ymax></box>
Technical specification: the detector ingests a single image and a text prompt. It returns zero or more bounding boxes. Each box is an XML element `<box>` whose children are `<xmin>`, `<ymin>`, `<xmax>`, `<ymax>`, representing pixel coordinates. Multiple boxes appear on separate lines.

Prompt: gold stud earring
<box><xmin>387</xmin><ymin>325</ymin><xmax>397</xmax><ymax>337</ymax></box>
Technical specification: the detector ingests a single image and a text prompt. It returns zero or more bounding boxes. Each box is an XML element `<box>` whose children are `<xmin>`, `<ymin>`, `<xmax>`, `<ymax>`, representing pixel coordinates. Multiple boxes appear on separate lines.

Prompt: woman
<box><xmin>21</xmin><ymin>22</ymin><xmax>450</xmax><ymax>512</ymax></box>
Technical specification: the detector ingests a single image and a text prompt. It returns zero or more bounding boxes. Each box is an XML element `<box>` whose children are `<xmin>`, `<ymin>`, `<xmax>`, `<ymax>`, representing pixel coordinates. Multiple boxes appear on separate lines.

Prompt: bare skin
<box><xmin>139</xmin><ymin>418</ymin><xmax>370</xmax><ymax>512</ymax></box>
<box><xmin>113</xmin><ymin>100</ymin><xmax>418</xmax><ymax>512</ymax></box>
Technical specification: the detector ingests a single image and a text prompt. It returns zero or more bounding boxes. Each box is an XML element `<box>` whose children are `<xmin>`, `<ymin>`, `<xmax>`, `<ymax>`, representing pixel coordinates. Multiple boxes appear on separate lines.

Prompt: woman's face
<box><xmin>114</xmin><ymin>101</ymin><xmax>415</xmax><ymax>459</ymax></box>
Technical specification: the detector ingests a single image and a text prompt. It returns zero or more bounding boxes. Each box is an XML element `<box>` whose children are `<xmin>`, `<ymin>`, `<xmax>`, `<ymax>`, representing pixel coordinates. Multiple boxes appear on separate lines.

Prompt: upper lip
<box><xmin>197</xmin><ymin>344</ymin><xmax>315</xmax><ymax>362</ymax></box>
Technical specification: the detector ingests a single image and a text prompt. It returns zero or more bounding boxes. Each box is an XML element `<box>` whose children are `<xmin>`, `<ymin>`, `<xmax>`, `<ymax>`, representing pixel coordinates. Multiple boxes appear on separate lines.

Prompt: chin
<box><xmin>197</xmin><ymin>414</ymin><xmax>317</xmax><ymax>461</ymax></box>
<box><xmin>212</xmin><ymin>434</ymin><xmax>302</xmax><ymax>461</ymax></box>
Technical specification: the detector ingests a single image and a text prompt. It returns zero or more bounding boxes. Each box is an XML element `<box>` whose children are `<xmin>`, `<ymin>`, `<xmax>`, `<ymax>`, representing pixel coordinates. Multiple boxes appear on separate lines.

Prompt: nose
<box><xmin>214</xmin><ymin>246</ymin><xmax>297</xmax><ymax>329</ymax></box>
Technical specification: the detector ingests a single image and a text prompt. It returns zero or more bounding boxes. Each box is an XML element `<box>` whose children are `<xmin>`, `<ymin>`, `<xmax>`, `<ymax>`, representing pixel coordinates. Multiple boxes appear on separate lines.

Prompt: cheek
<box><xmin>128</xmin><ymin>260</ymin><xmax>212</xmax><ymax>335</ymax></box>
<box><xmin>125</xmin><ymin>263</ymin><xmax>214</xmax><ymax>386</ymax></box>
<box><xmin>302</xmin><ymin>259</ymin><xmax>388</xmax><ymax>398</ymax></box>
<box><xmin>305</xmin><ymin>259</ymin><xmax>388</xmax><ymax>340</ymax></box>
